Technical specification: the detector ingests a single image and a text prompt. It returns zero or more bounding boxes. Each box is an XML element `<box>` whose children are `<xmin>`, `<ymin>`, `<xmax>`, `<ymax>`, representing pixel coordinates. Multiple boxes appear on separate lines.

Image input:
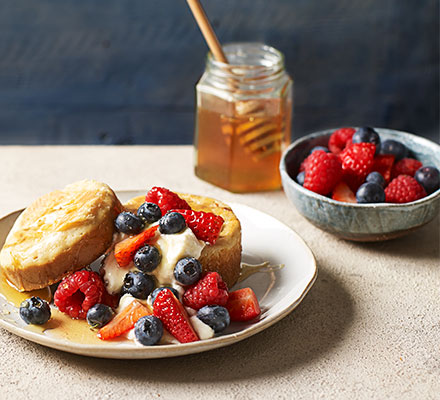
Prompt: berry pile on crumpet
<box><xmin>296</xmin><ymin>127</ymin><xmax>440</xmax><ymax>204</ymax></box>
<box><xmin>0</xmin><ymin>182</ymin><xmax>262</xmax><ymax>346</ymax></box>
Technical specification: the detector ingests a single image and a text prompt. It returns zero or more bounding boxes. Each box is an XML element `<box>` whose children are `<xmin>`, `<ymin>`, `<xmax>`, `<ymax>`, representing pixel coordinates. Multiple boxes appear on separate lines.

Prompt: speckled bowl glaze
<box><xmin>280</xmin><ymin>128</ymin><xmax>440</xmax><ymax>241</ymax></box>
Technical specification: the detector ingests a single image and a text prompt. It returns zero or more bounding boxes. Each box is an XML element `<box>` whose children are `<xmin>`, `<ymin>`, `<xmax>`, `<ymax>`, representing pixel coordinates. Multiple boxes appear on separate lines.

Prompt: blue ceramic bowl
<box><xmin>280</xmin><ymin>128</ymin><xmax>440</xmax><ymax>241</ymax></box>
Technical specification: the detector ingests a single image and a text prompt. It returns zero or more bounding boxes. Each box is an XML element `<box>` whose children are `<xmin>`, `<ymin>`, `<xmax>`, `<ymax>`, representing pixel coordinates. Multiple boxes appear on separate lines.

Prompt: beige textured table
<box><xmin>0</xmin><ymin>146</ymin><xmax>438</xmax><ymax>400</ymax></box>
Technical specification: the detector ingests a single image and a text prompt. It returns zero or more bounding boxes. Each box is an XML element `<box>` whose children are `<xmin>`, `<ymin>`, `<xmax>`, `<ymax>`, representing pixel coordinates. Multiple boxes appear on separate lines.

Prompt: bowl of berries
<box><xmin>280</xmin><ymin>127</ymin><xmax>440</xmax><ymax>241</ymax></box>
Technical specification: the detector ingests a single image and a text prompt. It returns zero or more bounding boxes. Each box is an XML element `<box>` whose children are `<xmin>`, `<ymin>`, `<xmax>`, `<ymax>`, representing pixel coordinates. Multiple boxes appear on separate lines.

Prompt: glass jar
<box><xmin>194</xmin><ymin>42</ymin><xmax>293</xmax><ymax>192</ymax></box>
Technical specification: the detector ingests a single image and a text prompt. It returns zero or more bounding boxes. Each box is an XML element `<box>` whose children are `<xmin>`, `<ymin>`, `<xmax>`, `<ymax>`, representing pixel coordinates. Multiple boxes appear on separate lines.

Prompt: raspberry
<box><xmin>302</xmin><ymin>150</ymin><xmax>342</xmax><ymax>195</ymax></box>
<box><xmin>171</xmin><ymin>209</ymin><xmax>224</xmax><ymax>245</ymax></box>
<box><xmin>391</xmin><ymin>158</ymin><xmax>423</xmax><ymax>179</ymax></box>
<box><xmin>145</xmin><ymin>187</ymin><xmax>191</xmax><ymax>215</ymax></box>
<box><xmin>328</xmin><ymin>127</ymin><xmax>355</xmax><ymax>155</ymax></box>
<box><xmin>183</xmin><ymin>272</ymin><xmax>229</xmax><ymax>310</ymax></box>
<box><xmin>385</xmin><ymin>175</ymin><xmax>427</xmax><ymax>203</ymax></box>
<box><xmin>54</xmin><ymin>270</ymin><xmax>105</xmax><ymax>319</ymax></box>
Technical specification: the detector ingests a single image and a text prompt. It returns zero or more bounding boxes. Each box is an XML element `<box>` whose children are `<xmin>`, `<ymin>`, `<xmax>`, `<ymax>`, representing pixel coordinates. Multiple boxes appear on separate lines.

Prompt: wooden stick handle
<box><xmin>186</xmin><ymin>0</ymin><xmax>228</xmax><ymax>63</ymax></box>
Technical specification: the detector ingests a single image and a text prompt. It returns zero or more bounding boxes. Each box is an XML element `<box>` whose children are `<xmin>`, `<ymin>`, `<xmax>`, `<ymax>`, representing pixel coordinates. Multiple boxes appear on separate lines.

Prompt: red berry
<box><xmin>372</xmin><ymin>154</ymin><xmax>395</xmax><ymax>184</ymax></box>
<box><xmin>183</xmin><ymin>272</ymin><xmax>229</xmax><ymax>310</ymax></box>
<box><xmin>54</xmin><ymin>270</ymin><xmax>105</xmax><ymax>319</ymax></box>
<box><xmin>385</xmin><ymin>175</ymin><xmax>427</xmax><ymax>203</ymax></box>
<box><xmin>226</xmin><ymin>288</ymin><xmax>261</xmax><ymax>322</ymax></box>
<box><xmin>391</xmin><ymin>158</ymin><xmax>423</xmax><ymax>179</ymax></box>
<box><xmin>145</xmin><ymin>187</ymin><xmax>191</xmax><ymax>215</ymax></box>
<box><xmin>331</xmin><ymin>182</ymin><xmax>356</xmax><ymax>203</ymax></box>
<box><xmin>171</xmin><ymin>209</ymin><xmax>224</xmax><ymax>245</ymax></box>
<box><xmin>328</xmin><ymin>127</ymin><xmax>355</xmax><ymax>155</ymax></box>
<box><xmin>153</xmin><ymin>289</ymin><xmax>199</xmax><ymax>343</ymax></box>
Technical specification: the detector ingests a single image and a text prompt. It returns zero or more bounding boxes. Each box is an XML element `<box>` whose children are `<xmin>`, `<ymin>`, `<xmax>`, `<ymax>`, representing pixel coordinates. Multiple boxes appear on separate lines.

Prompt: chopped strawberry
<box><xmin>391</xmin><ymin>158</ymin><xmax>423</xmax><ymax>179</ymax></box>
<box><xmin>183</xmin><ymin>272</ymin><xmax>229</xmax><ymax>310</ymax></box>
<box><xmin>226</xmin><ymin>288</ymin><xmax>261</xmax><ymax>322</ymax></box>
<box><xmin>97</xmin><ymin>300</ymin><xmax>152</xmax><ymax>340</ymax></box>
<box><xmin>385</xmin><ymin>175</ymin><xmax>427</xmax><ymax>203</ymax></box>
<box><xmin>153</xmin><ymin>289</ymin><xmax>199</xmax><ymax>343</ymax></box>
<box><xmin>171</xmin><ymin>209</ymin><xmax>224</xmax><ymax>245</ymax></box>
<box><xmin>328</xmin><ymin>127</ymin><xmax>355</xmax><ymax>155</ymax></box>
<box><xmin>331</xmin><ymin>182</ymin><xmax>357</xmax><ymax>203</ymax></box>
<box><xmin>145</xmin><ymin>187</ymin><xmax>191</xmax><ymax>215</ymax></box>
<box><xmin>114</xmin><ymin>225</ymin><xmax>158</xmax><ymax>267</ymax></box>
<box><xmin>372</xmin><ymin>154</ymin><xmax>395</xmax><ymax>184</ymax></box>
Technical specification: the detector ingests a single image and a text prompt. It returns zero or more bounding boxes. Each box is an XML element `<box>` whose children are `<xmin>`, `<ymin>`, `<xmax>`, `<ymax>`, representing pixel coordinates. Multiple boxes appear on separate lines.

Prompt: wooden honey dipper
<box><xmin>186</xmin><ymin>0</ymin><xmax>287</xmax><ymax>161</ymax></box>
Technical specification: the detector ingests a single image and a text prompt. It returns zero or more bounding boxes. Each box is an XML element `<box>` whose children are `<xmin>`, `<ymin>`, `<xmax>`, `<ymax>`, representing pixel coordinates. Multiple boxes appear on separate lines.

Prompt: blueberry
<box><xmin>356</xmin><ymin>182</ymin><xmax>385</xmax><ymax>203</ymax></box>
<box><xmin>366</xmin><ymin>171</ymin><xmax>386</xmax><ymax>188</ymax></box>
<box><xmin>19</xmin><ymin>296</ymin><xmax>51</xmax><ymax>325</ymax></box>
<box><xmin>197</xmin><ymin>305</ymin><xmax>230</xmax><ymax>333</ymax></box>
<box><xmin>173</xmin><ymin>257</ymin><xmax>202</xmax><ymax>285</ymax></box>
<box><xmin>159</xmin><ymin>212</ymin><xmax>186</xmax><ymax>234</ymax></box>
<box><xmin>134</xmin><ymin>245</ymin><xmax>161</xmax><ymax>273</ymax></box>
<box><xmin>379</xmin><ymin>139</ymin><xmax>408</xmax><ymax>161</ymax></box>
<box><xmin>310</xmin><ymin>146</ymin><xmax>329</xmax><ymax>154</ymax></box>
<box><xmin>150</xmin><ymin>287</ymin><xmax>180</xmax><ymax>304</ymax></box>
<box><xmin>121</xmin><ymin>271</ymin><xmax>155</xmax><ymax>299</ymax></box>
<box><xmin>296</xmin><ymin>171</ymin><xmax>305</xmax><ymax>186</ymax></box>
<box><xmin>415</xmin><ymin>166</ymin><xmax>440</xmax><ymax>194</ymax></box>
<box><xmin>115</xmin><ymin>212</ymin><xmax>145</xmax><ymax>235</ymax></box>
<box><xmin>134</xmin><ymin>315</ymin><xmax>163</xmax><ymax>346</ymax></box>
<box><xmin>352</xmin><ymin>127</ymin><xmax>381</xmax><ymax>148</ymax></box>
<box><xmin>137</xmin><ymin>202</ymin><xmax>162</xmax><ymax>223</ymax></box>
<box><xmin>86</xmin><ymin>303</ymin><xmax>115</xmax><ymax>329</ymax></box>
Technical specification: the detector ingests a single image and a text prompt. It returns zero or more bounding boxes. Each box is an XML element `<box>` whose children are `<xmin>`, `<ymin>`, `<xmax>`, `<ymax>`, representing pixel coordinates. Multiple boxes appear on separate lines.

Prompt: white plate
<box><xmin>0</xmin><ymin>191</ymin><xmax>317</xmax><ymax>359</ymax></box>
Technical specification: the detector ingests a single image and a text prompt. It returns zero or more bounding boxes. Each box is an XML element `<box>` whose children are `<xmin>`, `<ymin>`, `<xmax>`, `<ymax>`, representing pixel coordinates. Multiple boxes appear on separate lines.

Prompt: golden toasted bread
<box><xmin>124</xmin><ymin>193</ymin><xmax>242</xmax><ymax>288</ymax></box>
<box><xmin>0</xmin><ymin>180</ymin><xmax>122</xmax><ymax>291</ymax></box>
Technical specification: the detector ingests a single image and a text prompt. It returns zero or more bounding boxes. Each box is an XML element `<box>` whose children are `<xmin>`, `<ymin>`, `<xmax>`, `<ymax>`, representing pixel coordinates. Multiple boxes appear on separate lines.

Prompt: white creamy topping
<box><xmin>102</xmin><ymin>252</ymin><xmax>136</xmax><ymax>295</ymax></box>
<box><xmin>190</xmin><ymin>315</ymin><xmax>215</xmax><ymax>340</ymax></box>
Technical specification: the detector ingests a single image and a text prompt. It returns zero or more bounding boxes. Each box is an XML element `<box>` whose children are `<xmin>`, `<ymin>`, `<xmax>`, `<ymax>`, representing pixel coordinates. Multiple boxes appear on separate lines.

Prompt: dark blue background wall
<box><xmin>0</xmin><ymin>0</ymin><xmax>438</xmax><ymax>144</ymax></box>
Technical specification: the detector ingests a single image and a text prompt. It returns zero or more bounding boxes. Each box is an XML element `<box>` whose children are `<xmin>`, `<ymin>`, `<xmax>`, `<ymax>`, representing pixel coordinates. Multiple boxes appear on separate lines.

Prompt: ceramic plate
<box><xmin>0</xmin><ymin>191</ymin><xmax>317</xmax><ymax>359</ymax></box>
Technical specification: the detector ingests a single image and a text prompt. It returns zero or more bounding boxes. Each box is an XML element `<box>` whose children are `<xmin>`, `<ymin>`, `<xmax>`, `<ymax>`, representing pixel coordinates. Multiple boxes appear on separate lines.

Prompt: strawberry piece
<box><xmin>98</xmin><ymin>300</ymin><xmax>152</xmax><ymax>340</ymax></box>
<box><xmin>385</xmin><ymin>175</ymin><xmax>427</xmax><ymax>203</ymax></box>
<box><xmin>145</xmin><ymin>187</ymin><xmax>191</xmax><ymax>215</ymax></box>
<box><xmin>226</xmin><ymin>288</ymin><xmax>261</xmax><ymax>322</ymax></box>
<box><xmin>183</xmin><ymin>272</ymin><xmax>229</xmax><ymax>310</ymax></box>
<box><xmin>372</xmin><ymin>154</ymin><xmax>395</xmax><ymax>184</ymax></box>
<box><xmin>328</xmin><ymin>127</ymin><xmax>355</xmax><ymax>155</ymax></box>
<box><xmin>171</xmin><ymin>209</ymin><xmax>224</xmax><ymax>245</ymax></box>
<box><xmin>153</xmin><ymin>289</ymin><xmax>199</xmax><ymax>343</ymax></box>
<box><xmin>391</xmin><ymin>158</ymin><xmax>423</xmax><ymax>180</ymax></box>
<box><xmin>331</xmin><ymin>182</ymin><xmax>356</xmax><ymax>203</ymax></box>
<box><xmin>302</xmin><ymin>150</ymin><xmax>342</xmax><ymax>195</ymax></box>
<box><xmin>114</xmin><ymin>225</ymin><xmax>158</xmax><ymax>267</ymax></box>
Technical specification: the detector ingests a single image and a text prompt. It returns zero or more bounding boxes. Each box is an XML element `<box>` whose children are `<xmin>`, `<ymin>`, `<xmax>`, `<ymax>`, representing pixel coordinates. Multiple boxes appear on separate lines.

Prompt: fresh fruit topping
<box><xmin>158</xmin><ymin>212</ymin><xmax>187</xmax><ymax>235</ymax></box>
<box><xmin>391</xmin><ymin>158</ymin><xmax>423</xmax><ymax>179</ymax></box>
<box><xmin>174</xmin><ymin>257</ymin><xmax>203</xmax><ymax>286</ymax></box>
<box><xmin>379</xmin><ymin>139</ymin><xmax>408</xmax><ymax>161</ymax></box>
<box><xmin>153</xmin><ymin>289</ymin><xmax>199</xmax><ymax>343</ymax></box>
<box><xmin>296</xmin><ymin>171</ymin><xmax>305</xmax><ymax>186</ymax></box>
<box><xmin>19</xmin><ymin>297</ymin><xmax>51</xmax><ymax>325</ymax></box>
<box><xmin>352</xmin><ymin>127</ymin><xmax>381</xmax><ymax>148</ymax></box>
<box><xmin>385</xmin><ymin>175</ymin><xmax>427</xmax><ymax>203</ymax></box>
<box><xmin>134</xmin><ymin>245</ymin><xmax>161</xmax><ymax>273</ymax></box>
<box><xmin>226</xmin><ymin>288</ymin><xmax>261</xmax><ymax>322</ymax></box>
<box><xmin>415</xmin><ymin>166</ymin><xmax>440</xmax><ymax>194</ymax></box>
<box><xmin>302</xmin><ymin>150</ymin><xmax>342</xmax><ymax>195</ymax></box>
<box><xmin>197</xmin><ymin>305</ymin><xmax>230</xmax><ymax>333</ymax></box>
<box><xmin>331</xmin><ymin>182</ymin><xmax>356</xmax><ymax>203</ymax></box>
<box><xmin>183</xmin><ymin>272</ymin><xmax>229</xmax><ymax>310</ymax></box>
<box><xmin>98</xmin><ymin>300</ymin><xmax>152</xmax><ymax>340</ymax></box>
<box><xmin>114</xmin><ymin>225</ymin><xmax>158</xmax><ymax>267</ymax></box>
<box><xmin>101</xmin><ymin>289</ymin><xmax>120</xmax><ymax>309</ymax></box>
<box><xmin>339</xmin><ymin>142</ymin><xmax>376</xmax><ymax>190</ymax></box>
<box><xmin>86</xmin><ymin>303</ymin><xmax>115</xmax><ymax>329</ymax></box>
<box><xmin>170</xmin><ymin>209</ymin><xmax>224</xmax><ymax>245</ymax></box>
<box><xmin>134</xmin><ymin>315</ymin><xmax>163</xmax><ymax>346</ymax></box>
<box><xmin>151</xmin><ymin>287</ymin><xmax>180</xmax><ymax>304</ymax></box>
<box><xmin>310</xmin><ymin>145</ymin><xmax>329</xmax><ymax>154</ymax></box>
<box><xmin>371</xmin><ymin>154</ymin><xmax>395</xmax><ymax>184</ymax></box>
<box><xmin>121</xmin><ymin>271</ymin><xmax>155</xmax><ymax>300</ymax></box>
<box><xmin>328</xmin><ymin>127</ymin><xmax>355</xmax><ymax>155</ymax></box>
<box><xmin>54</xmin><ymin>270</ymin><xmax>105</xmax><ymax>319</ymax></box>
<box><xmin>114</xmin><ymin>212</ymin><xmax>145</xmax><ymax>235</ymax></box>
<box><xmin>365</xmin><ymin>171</ymin><xmax>386</xmax><ymax>188</ymax></box>
<box><xmin>356</xmin><ymin>182</ymin><xmax>385</xmax><ymax>203</ymax></box>
<box><xmin>145</xmin><ymin>187</ymin><xmax>191</xmax><ymax>215</ymax></box>
<box><xmin>137</xmin><ymin>202</ymin><xmax>162</xmax><ymax>223</ymax></box>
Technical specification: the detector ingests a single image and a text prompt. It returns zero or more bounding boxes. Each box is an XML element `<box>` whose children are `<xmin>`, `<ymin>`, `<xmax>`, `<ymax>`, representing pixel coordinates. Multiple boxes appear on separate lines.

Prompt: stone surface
<box><xmin>0</xmin><ymin>146</ymin><xmax>438</xmax><ymax>399</ymax></box>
